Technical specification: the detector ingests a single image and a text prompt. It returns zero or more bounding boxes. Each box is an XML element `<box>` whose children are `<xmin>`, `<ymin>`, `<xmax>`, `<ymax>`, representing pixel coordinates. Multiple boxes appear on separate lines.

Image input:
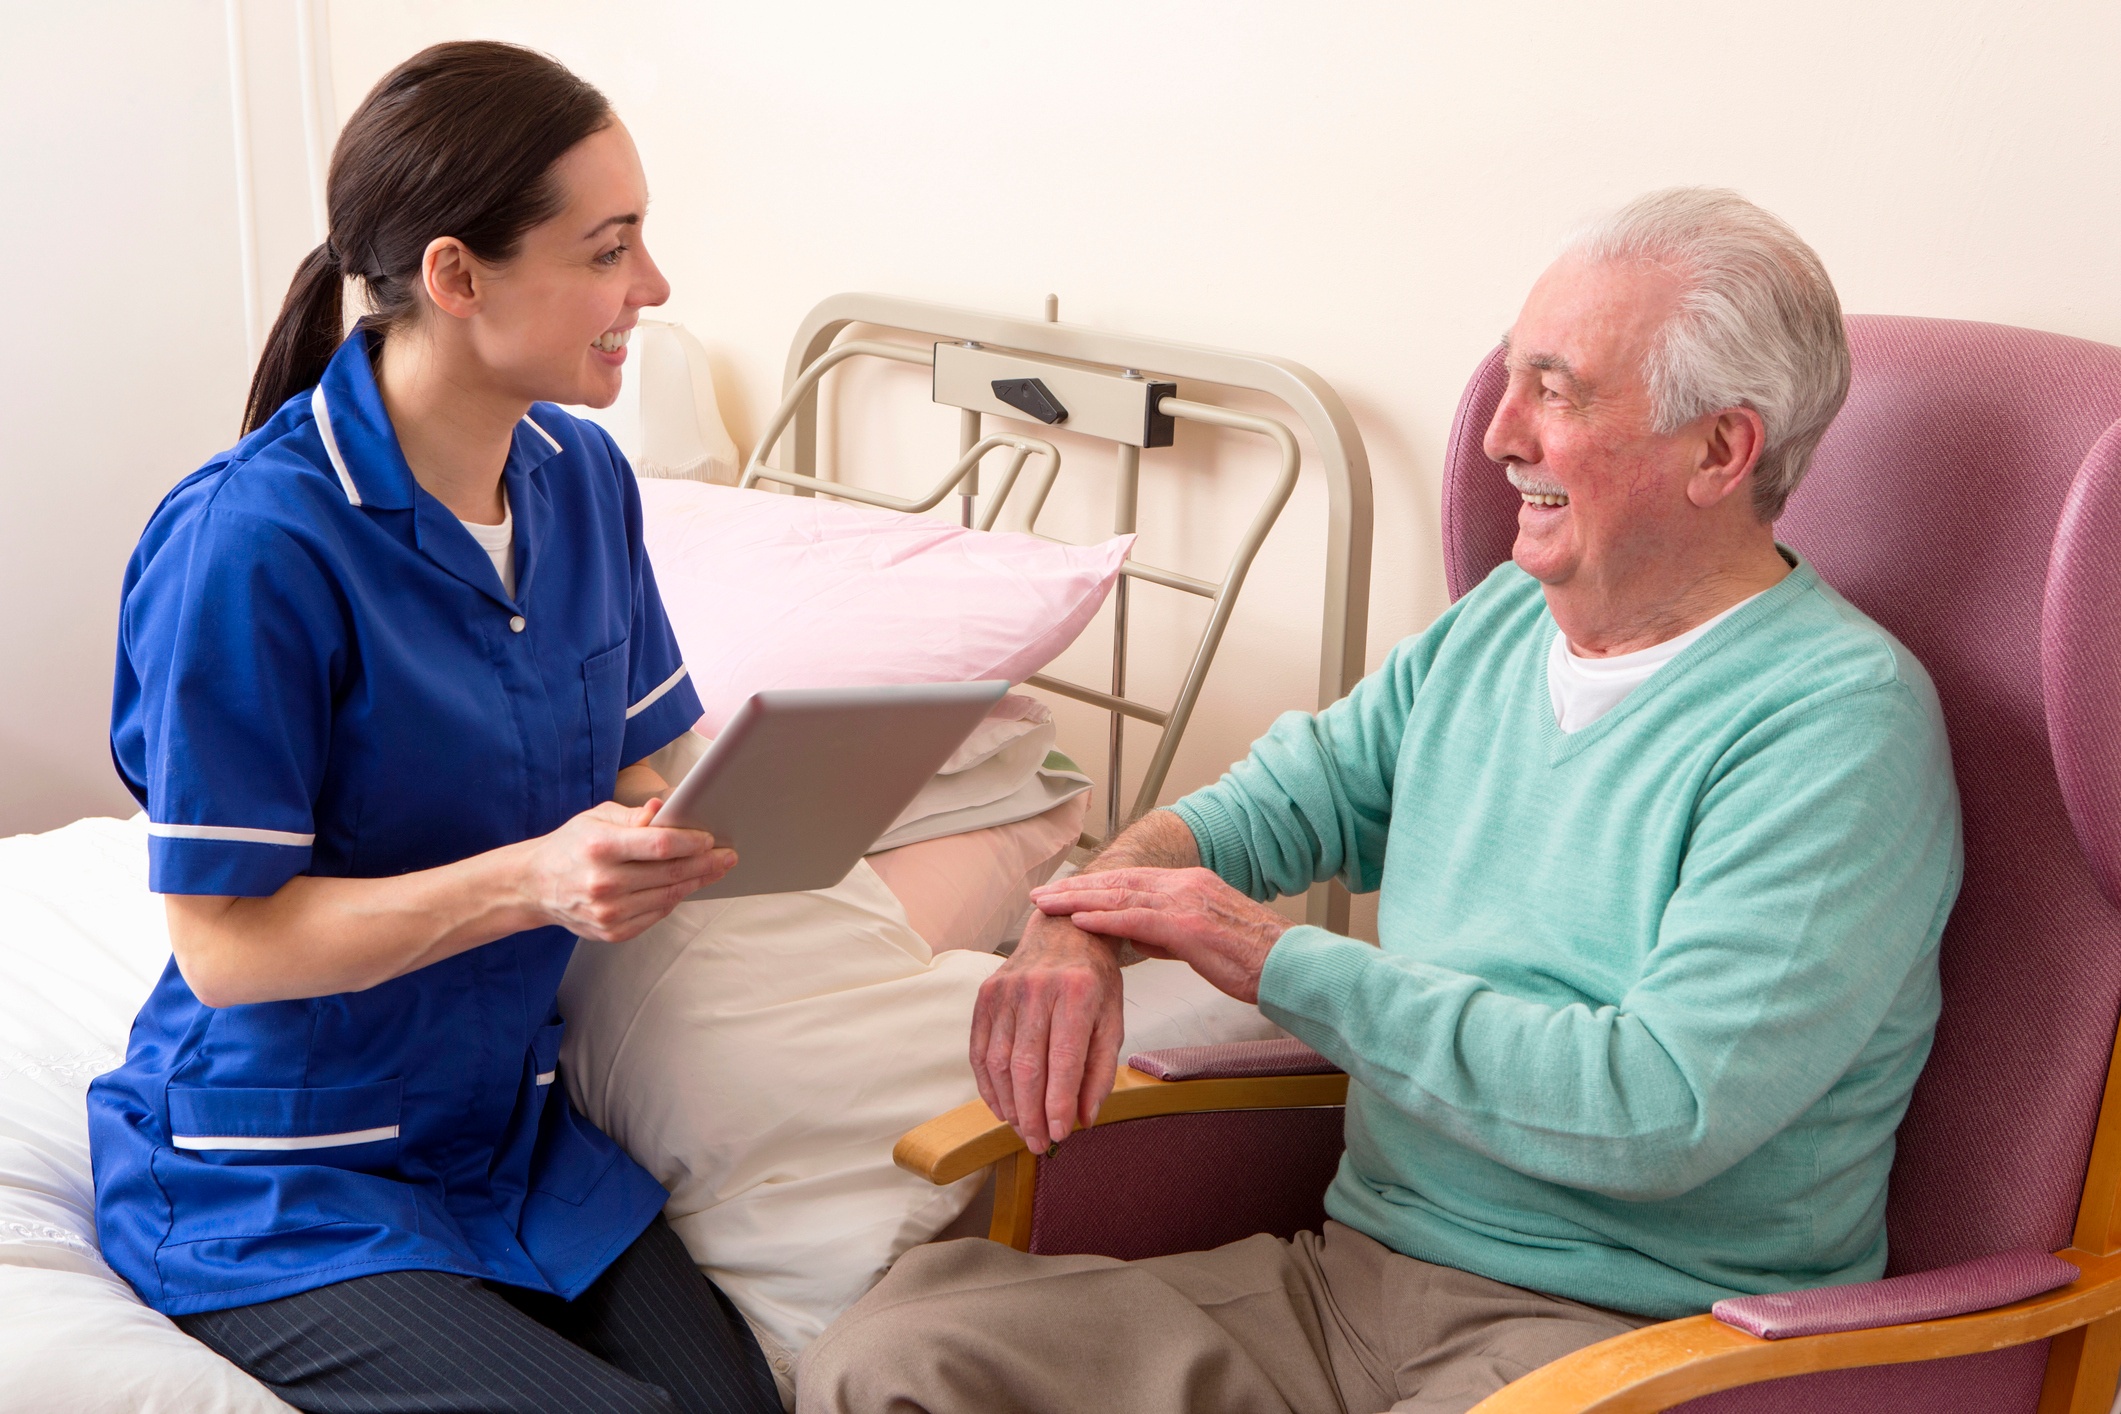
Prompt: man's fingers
<box><xmin>1032</xmin><ymin>883</ymin><xmax>1174</xmax><ymax>917</ymax></box>
<box><xmin>969</xmin><ymin>978</ymin><xmax>1003</xmax><ymax>1117</ymax></box>
<box><xmin>1007</xmin><ymin>1000</ymin><xmax>1057</xmax><ymax>1153</ymax></box>
<box><xmin>981</xmin><ymin>994</ymin><xmax>1021</xmax><ymax>1127</ymax></box>
<box><xmin>1041</xmin><ymin>980</ymin><xmax>1100</xmax><ymax>1149</ymax></box>
<box><xmin>1077</xmin><ymin>1002</ymin><xmax>1124</xmax><ymax>1133</ymax></box>
<box><xmin>1066</xmin><ymin>907</ymin><xmax>1199</xmax><ymax>953</ymax></box>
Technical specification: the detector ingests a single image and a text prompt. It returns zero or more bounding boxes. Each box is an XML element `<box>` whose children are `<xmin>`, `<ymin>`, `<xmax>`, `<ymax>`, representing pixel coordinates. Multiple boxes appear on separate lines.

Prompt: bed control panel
<box><xmin>934</xmin><ymin>342</ymin><xmax>1176</xmax><ymax>447</ymax></box>
<box><xmin>990</xmin><ymin>377</ymin><xmax>1069</xmax><ymax>425</ymax></box>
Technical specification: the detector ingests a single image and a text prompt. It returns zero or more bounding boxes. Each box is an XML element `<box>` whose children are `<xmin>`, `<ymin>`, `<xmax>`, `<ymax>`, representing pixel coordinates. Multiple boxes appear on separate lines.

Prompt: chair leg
<box><xmin>2039</xmin><ymin>1312</ymin><xmax>2121</xmax><ymax>1414</ymax></box>
<box><xmin>987</xmin><ymin>1150</ymin><xmax>1039</xmax><ymax>1250</ymax></box>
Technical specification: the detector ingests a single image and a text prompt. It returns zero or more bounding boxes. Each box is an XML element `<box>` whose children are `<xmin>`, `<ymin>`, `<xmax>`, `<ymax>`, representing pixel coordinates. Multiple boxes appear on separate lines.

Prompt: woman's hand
<box><xmin>522</xmin><ymin>798</ymin><xmax>735</xmax><ymax>942</ymax></box>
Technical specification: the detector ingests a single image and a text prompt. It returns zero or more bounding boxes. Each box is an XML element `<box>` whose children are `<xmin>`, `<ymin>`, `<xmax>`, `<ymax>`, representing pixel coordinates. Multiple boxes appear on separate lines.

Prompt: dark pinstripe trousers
<box><xmin>176</xmin><ymin>1217</ymin><xmax>781</xmax><ymax>1414</ymax></box>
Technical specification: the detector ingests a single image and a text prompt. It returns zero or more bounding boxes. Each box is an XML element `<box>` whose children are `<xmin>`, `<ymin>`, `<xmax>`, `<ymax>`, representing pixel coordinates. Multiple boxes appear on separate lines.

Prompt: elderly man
<box><xmin>798</xmin><ymin>188</ymin><xmax>1960</xmax><ymax>1414</ymax></box>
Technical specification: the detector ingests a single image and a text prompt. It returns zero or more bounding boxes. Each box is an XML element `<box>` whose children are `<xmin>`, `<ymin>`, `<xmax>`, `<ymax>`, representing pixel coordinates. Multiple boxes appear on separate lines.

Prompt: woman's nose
<box><xmin>633</xmin><ymin>246</ymin><xmax>672</xmax><ymax>310</ymax></box>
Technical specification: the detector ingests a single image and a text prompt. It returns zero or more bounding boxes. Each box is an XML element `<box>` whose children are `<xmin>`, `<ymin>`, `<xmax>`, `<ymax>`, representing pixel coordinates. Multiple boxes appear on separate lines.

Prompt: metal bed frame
<box><xmin>739</xmin><ymin>293</ymin><xmax>1374</xmax><ymax>931</ymax></box>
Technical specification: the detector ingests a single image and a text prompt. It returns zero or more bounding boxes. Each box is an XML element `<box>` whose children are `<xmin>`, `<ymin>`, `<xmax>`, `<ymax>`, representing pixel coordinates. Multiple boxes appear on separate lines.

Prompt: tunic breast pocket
<box><xmin>166</xmin><ymin>1079</ymin><xmax>402</xmax><ymax>1172</ymax></box>
<box><xmin>582</xmin><ymin>643</ymin><xmax>630</xmax><ymax>803</ymax></box>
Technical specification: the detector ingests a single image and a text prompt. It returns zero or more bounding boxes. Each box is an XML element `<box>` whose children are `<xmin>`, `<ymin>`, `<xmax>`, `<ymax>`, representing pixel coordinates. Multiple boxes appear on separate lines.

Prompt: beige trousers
<box><xmin>796</xmin><ymin>1221</ymin><xmax>1654</xmax><ymax>1414</ymax></box>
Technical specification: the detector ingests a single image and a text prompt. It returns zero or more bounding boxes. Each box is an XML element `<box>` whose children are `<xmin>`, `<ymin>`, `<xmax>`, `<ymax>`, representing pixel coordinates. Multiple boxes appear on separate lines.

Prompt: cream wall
<box><xmin>8</xmin><ymin>1</ymin><xmax>2121</xmax><ymax>852</ymax></box>
<box><xmin>0</xmin><ymin>0</ymin><xmax>329</xmax><ymax>835</ymax></box>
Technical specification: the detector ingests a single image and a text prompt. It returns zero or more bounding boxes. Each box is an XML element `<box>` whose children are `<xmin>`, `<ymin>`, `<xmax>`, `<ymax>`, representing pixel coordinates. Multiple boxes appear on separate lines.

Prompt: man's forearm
<box><xmin>1087</xmin><ymin>808</ymin><xmax>1200</xmax><ymax>874</ymax></box>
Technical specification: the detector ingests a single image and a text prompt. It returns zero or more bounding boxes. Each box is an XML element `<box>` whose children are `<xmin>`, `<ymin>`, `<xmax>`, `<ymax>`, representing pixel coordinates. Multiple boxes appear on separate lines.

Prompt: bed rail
<box><xmin>742</xmin><ymin>294</ymin><xmax>1373</xmax><ymax>931</ymax></box>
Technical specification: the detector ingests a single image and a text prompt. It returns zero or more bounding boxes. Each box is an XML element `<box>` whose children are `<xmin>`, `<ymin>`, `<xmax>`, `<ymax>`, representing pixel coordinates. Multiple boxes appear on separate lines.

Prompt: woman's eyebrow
<box><xmin>582</xmin><ymin>213</ymin><xmax>642</xmax><ymax>240</ymax></box>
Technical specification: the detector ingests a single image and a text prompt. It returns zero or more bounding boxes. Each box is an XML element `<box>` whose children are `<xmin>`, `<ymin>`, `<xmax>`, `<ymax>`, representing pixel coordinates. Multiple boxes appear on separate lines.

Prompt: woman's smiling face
<box><xmin>451</xmin><ymin>119</ymin><xmax>671</xmax><ymax>410</ymax></box>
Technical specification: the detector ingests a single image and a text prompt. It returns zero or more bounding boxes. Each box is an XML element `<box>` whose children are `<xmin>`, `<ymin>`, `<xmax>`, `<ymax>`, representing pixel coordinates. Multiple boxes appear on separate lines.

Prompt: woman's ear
<box><xmin>1687</xmin><ymin>405</ymin><xmax>1767</xmax><ymax>509</ymax></box>
<box><xmin>420</xmin><ymin>236</ymin><xmax>481</xmax><ymax>320</ymax></box>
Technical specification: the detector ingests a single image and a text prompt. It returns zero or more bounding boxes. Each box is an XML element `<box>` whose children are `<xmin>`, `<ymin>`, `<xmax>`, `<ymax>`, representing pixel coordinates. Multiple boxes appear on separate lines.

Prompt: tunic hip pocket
<box><xmin>582</xmin><ymin>643</ymin><xmax>630</xmax><ymax>802</ymax></box>
<box><xmin>166</xmin><ymin>1079</ymin><xmax>402</xmax><ymax>1171</ymax></box>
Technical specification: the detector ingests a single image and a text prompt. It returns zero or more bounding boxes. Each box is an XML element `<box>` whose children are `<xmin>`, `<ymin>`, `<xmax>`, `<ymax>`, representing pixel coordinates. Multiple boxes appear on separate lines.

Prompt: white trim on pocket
<box><xmin>148</xmin><ymin>822</ymin><xmax>315</xmax><ymax>848</ymax></box>
<box><xmin>625</xmin><ymin>664</ymin><xmax>689</xmax><ymax>720</ymax></box>
<box><xmin>172</xmin><ymin>1124</ymin><xmax>399</xmax><ymax>1152</ymax></box>
<box><xmin>535</xmin><ymin>1070</ymin><xmax>556</xmax><ymax>1087</ymax></box>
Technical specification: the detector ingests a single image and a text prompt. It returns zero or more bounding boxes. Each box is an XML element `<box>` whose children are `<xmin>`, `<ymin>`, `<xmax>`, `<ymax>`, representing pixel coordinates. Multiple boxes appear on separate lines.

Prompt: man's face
<box><xmin>1483</xmin><ymin>255</ymin><xmax>1700</xmax><ymax>591</ymax></box>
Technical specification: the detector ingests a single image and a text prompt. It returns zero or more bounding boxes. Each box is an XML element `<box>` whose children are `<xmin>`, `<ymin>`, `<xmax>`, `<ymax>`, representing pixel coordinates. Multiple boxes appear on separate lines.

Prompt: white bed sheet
<box><xmin>0</xmin><ymin>814</ymin><xmax>1280</xmax><ymax>1410</ymax></box>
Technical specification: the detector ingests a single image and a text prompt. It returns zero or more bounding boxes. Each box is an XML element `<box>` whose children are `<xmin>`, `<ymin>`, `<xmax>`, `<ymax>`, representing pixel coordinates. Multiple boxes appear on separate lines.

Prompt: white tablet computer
<box><xmin>656</xmin><ymin>680</ymin><xmax>1010</xmax><ymax>899</ymax></box>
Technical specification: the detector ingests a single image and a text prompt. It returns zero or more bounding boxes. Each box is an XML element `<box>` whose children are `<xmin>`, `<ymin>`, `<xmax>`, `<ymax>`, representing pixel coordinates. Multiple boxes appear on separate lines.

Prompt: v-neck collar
<box><xmin>1540</xmin><ymin>551</ymin><xmax>1813</xmax><ymax>766</ymax></box>
<box><xmin>309</xmin><ymin>330</ymin><xmax>565</xmax><ymax>610</ymax></box>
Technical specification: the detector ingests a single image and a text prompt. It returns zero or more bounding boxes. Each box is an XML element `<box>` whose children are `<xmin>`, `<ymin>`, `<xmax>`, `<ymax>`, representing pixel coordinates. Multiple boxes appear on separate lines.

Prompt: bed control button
<box><xmin>509</xmin><ymin>616</ymin><xmax>526</xmax><ymax>633</ymax></box>
<box><xmin>991</xmin><ymin>377</ymin><xmax>1069</xmax><ymax>425</ymax></box>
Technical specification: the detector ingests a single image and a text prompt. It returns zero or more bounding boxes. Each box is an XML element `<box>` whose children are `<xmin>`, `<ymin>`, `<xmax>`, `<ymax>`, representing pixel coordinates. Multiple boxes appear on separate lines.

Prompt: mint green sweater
<box><xmin>1171</xmin><ymin>558</ymin><xmax>1960</xmax><ymax>1319</ymax></box>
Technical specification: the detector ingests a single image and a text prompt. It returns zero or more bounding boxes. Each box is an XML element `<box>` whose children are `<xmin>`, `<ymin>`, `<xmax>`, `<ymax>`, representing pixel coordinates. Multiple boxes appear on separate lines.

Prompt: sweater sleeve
<box><xmin>1256</xmin><ymin>681</ymin><xmax>1961</xmax><ymax>1201</ymax></box>
<box><xmin>1170</xmin><ymin>601</ymin><xmax>1461</xmax><ymax>900</ymax></box>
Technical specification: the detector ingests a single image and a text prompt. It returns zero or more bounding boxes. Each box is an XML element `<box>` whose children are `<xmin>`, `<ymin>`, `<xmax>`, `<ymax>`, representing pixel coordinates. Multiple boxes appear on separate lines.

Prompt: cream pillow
<box><xmin>557</xmin><ymin>862</ymin><xmax>1001</xmax><ymax>1366</ymax></box>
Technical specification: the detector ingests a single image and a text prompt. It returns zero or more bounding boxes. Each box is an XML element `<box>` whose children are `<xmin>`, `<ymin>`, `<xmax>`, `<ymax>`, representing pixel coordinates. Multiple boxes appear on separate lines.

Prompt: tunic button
<box><xmin>509</xmin><ymin>616</ymin><xmax>526</xmax><ymax>633</ymax></box>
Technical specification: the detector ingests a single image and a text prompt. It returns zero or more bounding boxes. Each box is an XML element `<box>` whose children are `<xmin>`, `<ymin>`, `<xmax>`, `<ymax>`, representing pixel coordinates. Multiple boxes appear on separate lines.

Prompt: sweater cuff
<box><xmin>1257</xmin><ymin>924</ymin><xmax>1378</xmax><ymax>1059</ymax></box>
<box><xmin>1170</xmin><ymin>790</ymin><xmax>1259</xmax><ymax>899</ymax></box>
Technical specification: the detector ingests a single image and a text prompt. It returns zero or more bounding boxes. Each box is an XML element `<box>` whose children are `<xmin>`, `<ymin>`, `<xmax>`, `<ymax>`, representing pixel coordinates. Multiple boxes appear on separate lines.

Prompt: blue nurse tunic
<box><xmin>88</xmin><ymin>330</ymin><xmax>705</xmax><ymax>1317</ymax></box>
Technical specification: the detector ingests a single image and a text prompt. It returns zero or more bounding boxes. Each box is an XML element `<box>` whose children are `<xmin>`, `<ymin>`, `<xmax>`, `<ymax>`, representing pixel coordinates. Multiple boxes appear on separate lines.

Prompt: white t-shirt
<box><xmin>1547</xmin><ymin>592</ymin><xmax>1762</xmax><ymax>733</ymax></box>
<box><xmin>457</xmin><ymin>492</ymin><xmax>516</xmax><ymax>599</ymax></box>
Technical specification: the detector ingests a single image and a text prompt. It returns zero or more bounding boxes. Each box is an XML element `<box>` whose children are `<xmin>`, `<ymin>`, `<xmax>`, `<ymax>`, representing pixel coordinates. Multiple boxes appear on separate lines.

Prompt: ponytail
<box><xmin>237</xmin><ymin>42</ymin><xmax>612</xmax><ymax>435</ymax></box>
<box><xmin>243</xmin><ymin>241</ymin><xmax>345</xmax><ymax>435</ymax></box>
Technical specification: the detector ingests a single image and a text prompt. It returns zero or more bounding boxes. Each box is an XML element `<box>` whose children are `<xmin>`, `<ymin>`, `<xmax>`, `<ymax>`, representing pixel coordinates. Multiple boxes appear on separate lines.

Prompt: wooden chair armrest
<box><xmin>893</xmin><ymin>1064</ymin><xmax>1351</xmax><ymax>1185</ymax></box>
<box><xmin>1467</xmin><ymin>1246</ymin><xmax>2121</xmax><ymax>1414</ymax></box>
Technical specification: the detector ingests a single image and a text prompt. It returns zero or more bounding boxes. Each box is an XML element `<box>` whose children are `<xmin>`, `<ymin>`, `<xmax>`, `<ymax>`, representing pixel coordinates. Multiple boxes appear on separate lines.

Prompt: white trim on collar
<box><xmin>310</xmin><ymin>386</ymin><xmax>362</xmax><ymax>507</ymax></box>
<box><xmin>523</xmin><ymin>415</ymin><xmax>563</xmax><ymax>453</ymax></box>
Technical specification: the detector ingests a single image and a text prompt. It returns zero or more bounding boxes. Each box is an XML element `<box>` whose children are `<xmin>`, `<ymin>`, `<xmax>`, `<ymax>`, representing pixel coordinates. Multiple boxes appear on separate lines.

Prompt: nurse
<box><xmin>88</xmin><ymin>41</ymin><xmax>780</xmax><ymax>1414</ymax></box>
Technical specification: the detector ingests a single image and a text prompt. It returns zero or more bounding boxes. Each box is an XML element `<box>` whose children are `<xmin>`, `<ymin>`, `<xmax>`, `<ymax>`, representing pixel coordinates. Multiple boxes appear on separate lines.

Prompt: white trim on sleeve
<box><xmin>311</xmin><ymin>386</ymin><xmax>362</xmax><ymax>507</ymax></box>
<box><xmin>522</xmin><ymin>415</ymin><xmax>564</xmax><ymax>453</ymax></box>
<box><xmin>535</xmin><ymin>1070</ymin><xmax>556</xmax><ymax>1086</ymax></box>
<box><xmin>172</xmin><ymin>1125</ymin><xmax>399</xmax><ymax>1152</ymax></box>
<box><xmin>625</xmin><ymin>664</ymin><xmax>690</xmax><ymax>720</ymax></box>
<box><xmin>147</xmin><ymin>823</ymin><xmax>316</xmax><ymax>848</ymax></box>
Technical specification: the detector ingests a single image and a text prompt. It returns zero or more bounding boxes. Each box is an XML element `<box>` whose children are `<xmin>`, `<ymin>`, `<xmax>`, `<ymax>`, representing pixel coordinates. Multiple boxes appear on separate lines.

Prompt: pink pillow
<box><xmin>868</xmin><ymin>796</ymin><xmax>1089</xmax><ymax>953</ymax></box>
<box><xmin>638</xmin><ymin>480</ymin><xmax>1134</xmax><ymax>733</ymax></box>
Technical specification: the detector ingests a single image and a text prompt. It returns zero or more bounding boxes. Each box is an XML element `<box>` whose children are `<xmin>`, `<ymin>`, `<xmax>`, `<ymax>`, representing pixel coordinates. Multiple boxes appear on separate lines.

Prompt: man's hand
<box><xmin>1029</xmin><ymin>866</ymin><xmax>1290</xmax><ymax>1005</ymax></box>
<box><xmin>970</xmin><ymin>809</ymin><xmax>1204</xmax><ymax>1155</ymax></box>
<box><xmin>970</xmin><ymin>910</ymin><xmax>1125</xmax><ymax>1157</ymax></box>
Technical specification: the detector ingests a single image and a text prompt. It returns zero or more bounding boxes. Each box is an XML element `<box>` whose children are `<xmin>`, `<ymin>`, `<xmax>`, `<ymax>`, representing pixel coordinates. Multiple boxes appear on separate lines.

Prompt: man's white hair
<box><xmin>1567</xmin><ymin>187</ymin><xmax>1850</xmax><ymax>520</ymax></box>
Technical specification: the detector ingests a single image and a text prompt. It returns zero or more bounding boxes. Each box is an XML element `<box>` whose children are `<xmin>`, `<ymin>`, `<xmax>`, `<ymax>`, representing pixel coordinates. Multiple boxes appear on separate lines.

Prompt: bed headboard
<box><xmin>741</xmin><ymin>293</ymin><xmax>1373</xmax><ymax>931</ymax></box>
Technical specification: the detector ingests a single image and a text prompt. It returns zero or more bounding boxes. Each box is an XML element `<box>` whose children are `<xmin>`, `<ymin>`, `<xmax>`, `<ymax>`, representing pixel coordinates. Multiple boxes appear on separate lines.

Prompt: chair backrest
<box><xmin>1440</xmin><ymin>314</ymin><xmax>2121</xmax><ymax>1287</ymax></box>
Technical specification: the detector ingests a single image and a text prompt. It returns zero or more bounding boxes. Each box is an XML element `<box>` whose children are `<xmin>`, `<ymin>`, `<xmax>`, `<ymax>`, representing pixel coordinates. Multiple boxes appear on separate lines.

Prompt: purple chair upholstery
<box><xmin>1009</xmin><ymin>314</ymin><xmax>2121</xmax><ymax>1413</ymax></box>
<box><xmin>1441</xmin><ymin>315</ymin><xmax>2121</xmax><ymax>1412</ymax></box>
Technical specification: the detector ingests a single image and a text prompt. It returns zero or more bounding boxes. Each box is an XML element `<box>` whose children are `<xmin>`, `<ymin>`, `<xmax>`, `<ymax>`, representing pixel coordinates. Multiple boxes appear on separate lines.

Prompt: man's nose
<box><xmin>1483</xmin><ymin>386</ymin><xmax>1538</xmax><ymax>467</ymax></box>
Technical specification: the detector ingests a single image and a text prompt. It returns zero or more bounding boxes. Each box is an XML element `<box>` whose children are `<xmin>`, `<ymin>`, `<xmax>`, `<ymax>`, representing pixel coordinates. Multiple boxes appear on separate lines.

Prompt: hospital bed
<box><xmin>0</xmin><ymin>293</ymin><xmax>1376</xmax><ymax>1410</ymax></box>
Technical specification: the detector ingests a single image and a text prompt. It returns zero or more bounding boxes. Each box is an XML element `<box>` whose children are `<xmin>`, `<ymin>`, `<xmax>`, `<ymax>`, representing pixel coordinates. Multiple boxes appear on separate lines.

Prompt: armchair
<box><xmin>895</xmin><ymin>315</ymin><xmax>2121</xmax><ymax>1413</ymax></box>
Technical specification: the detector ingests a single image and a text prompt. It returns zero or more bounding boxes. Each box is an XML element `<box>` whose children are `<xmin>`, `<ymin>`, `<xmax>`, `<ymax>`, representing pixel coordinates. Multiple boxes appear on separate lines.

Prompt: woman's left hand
<box><xmin>1029</xmin><ymin>867</ymin><xmax>1291</xmax><ymax>1004</ymax></box>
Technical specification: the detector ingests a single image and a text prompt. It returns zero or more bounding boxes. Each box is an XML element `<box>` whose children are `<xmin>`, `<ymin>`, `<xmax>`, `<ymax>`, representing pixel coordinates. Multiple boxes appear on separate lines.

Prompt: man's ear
<box><xmin>420</xmin><ymin>236</ymin><xmax>481</xmax><ymax>321</ymax></box>
<box><xmin>1688</xmin><ymin>406</ymin><xmax>1767</xmax><ymax>509</ymax></box>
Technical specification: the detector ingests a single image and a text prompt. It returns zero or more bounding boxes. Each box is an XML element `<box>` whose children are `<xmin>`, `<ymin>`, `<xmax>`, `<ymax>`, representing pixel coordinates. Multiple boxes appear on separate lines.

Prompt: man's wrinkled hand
<box><xmin>969</xmin><ymin>909</ymin><xmax>1125</xmax><ymax>1156</ymax></box>
<box><xmin>1029</xmin><ymin>866</ymin><xmax>1289</xmax><ymax>1005</ymax></box>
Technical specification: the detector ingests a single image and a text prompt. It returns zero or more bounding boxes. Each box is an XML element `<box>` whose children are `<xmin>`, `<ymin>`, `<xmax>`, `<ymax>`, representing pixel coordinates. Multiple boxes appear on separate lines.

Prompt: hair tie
<box><xmin>321</xmin><ymin>237</ymin><xmax>344</xmax><ymax>269</ymax></box>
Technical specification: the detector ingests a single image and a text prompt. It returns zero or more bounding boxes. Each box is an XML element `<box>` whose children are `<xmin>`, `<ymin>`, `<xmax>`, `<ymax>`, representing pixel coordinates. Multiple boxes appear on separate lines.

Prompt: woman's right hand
<box><xmin>522</xmin><ymin>798</ymin><xmax>735</xmax><ymax>942</ymax></box>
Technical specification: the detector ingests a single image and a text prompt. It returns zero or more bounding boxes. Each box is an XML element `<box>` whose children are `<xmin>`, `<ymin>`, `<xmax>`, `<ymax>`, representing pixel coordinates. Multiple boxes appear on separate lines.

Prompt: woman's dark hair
<box><xmin>242</xmin><ymin>42</ymin><xmax>612</xmax><ymax>433</ymax></box>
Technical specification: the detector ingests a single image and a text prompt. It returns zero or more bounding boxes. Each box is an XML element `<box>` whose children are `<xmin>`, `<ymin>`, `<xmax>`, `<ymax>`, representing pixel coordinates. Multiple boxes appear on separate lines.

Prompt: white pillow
<box><xmin>638</xmin><ymin>479</ymin><xmax>1133</xmax><ymax>733</ymax></box>
<box><xmin>0</xmin><ymin>816</ymin><xmax>287</xmax><ymax>1412</ymax></box>
<box><xmin>873</xmin><ymin>696</ymin><xmax>1091</xmax><ymax>851</ymax></box>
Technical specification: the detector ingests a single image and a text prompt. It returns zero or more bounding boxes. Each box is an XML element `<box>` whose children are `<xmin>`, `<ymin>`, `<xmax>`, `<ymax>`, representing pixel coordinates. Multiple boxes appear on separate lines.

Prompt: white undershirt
<box><xmin>456</xmin><ymin>492</ymin><xmax>517</xmax><ymax>599</ymax></box>
<box><xmin>1547</xmin><ymin>592</ymin><xmax>1762</xmax><ymax>733</ymax></box>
